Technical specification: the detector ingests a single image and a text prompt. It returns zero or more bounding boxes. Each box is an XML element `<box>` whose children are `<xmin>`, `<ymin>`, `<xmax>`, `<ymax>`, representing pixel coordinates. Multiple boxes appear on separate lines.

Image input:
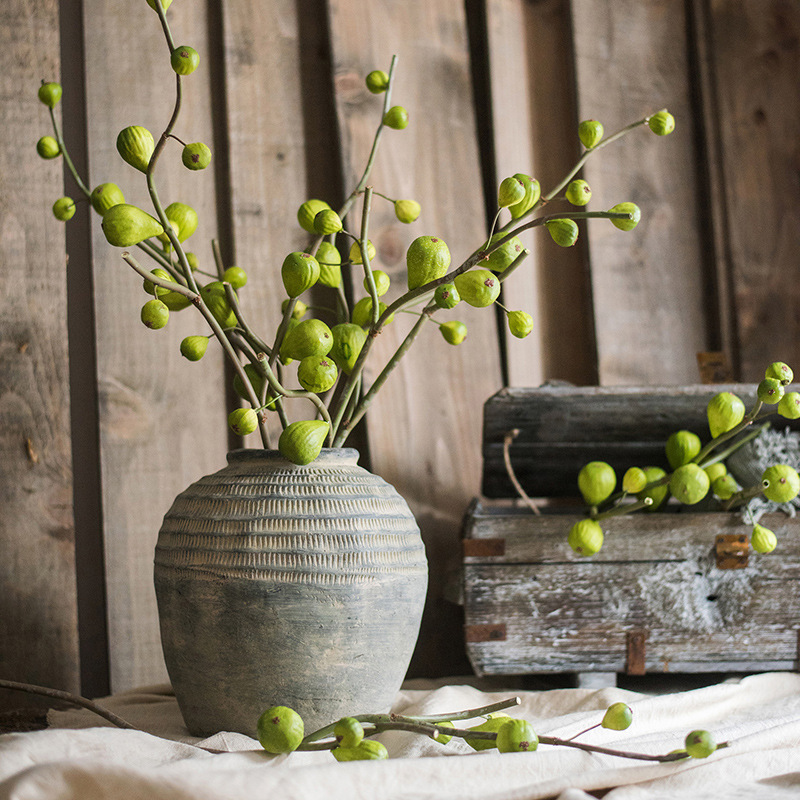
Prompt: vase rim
<box><xmin>226</xmin><ymin>447</ymin><xmax>360</xmax><ymax>465</ymax></box>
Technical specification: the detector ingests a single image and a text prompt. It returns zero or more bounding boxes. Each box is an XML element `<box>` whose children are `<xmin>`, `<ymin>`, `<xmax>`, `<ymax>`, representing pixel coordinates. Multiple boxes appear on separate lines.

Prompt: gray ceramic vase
<box><xmin>154</xmin><ymin>448</ymin><xmax>428</xmax><ymax>738</ymax></box>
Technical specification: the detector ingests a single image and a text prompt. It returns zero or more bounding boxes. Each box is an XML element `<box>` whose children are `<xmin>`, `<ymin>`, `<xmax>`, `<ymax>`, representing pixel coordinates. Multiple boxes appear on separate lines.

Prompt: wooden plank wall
<box><xmin>2</xmin><ymin>0</ymin><xmax>799</xmax><ymax>707</ymax></box>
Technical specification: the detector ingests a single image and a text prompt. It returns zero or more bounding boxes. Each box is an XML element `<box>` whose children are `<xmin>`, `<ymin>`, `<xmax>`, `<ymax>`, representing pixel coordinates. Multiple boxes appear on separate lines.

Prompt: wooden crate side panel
<box><xmin>705</xmin><ymin>1</ymin><xmax>800</xmax><ymax>381</ymax></box>
<box><xmin>83</xmin><ymin>0</ymin><xmax>228</xmax><ymax>691</ymax></box>
<box><xmin>570</xmin><ymin>0</ymin><xmax>709</xmax><ymax>385</ymax></box>
<box><xmin>465</xmin><ymin>558</ymin><xmax>800</xmax><ymax>675</ymax></box>
<box><xmin>0</xmin><ymin>0</ymin><xmax>80</xmax><ymax>708</ymax></box>
<box><xmin>326</xmin><ymin>0</ymin><xmax>503</xmax><ymax>676</ymax></box>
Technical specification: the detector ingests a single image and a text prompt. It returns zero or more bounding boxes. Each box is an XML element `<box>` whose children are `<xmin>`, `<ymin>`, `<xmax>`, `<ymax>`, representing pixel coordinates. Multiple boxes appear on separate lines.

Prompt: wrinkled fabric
<box><xmin>1</xmin><ymin>673</ymin><xmax>800</xmax><ymax>799</ymax></box>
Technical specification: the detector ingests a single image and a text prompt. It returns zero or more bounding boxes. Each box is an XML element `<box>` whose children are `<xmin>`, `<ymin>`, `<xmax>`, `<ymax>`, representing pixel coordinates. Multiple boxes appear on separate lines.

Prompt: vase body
<box><xmin>154</xmin><ymin>448</ymin><xmax>428</xmax><ymax>737</ymax></box>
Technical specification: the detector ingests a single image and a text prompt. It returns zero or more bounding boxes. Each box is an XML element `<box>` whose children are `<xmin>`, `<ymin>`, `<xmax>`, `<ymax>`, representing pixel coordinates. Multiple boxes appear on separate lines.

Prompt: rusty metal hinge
<box><xmin>715</xmin><ymin>534</ymin><xmax>749</xmax><ymax>569</ymax></box>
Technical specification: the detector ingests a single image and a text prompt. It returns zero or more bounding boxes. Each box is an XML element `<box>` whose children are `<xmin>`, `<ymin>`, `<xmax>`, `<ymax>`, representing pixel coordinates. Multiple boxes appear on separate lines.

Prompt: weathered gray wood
<box><xmin>481</xmin><ymin>384</ymin><xmax>787</xmax><ymax>497</ymax></box>
<box><xmin>486</xmin><ymin>0</ymin><xmax>596</xmax><ymax>386</ymax></box>
<box><xmin>570</xmin><ymin>0</ymin><xmax>709</xmax><ymax>385</ymax></box>
<box><xmin>464</xmin><ymin>512</ymin><xmax>800</xmax><ymax>675</ymax></box>
<box><xmin>0</xmin><ymin>0</ymin><xmax>80</xmax><ymax>708</ymax></box>
<box><xmin>326</xmin><ymin>0</ymin><xmax>503</xmax><ymax>676</ymax></box>
<box><xmin>702</xmin><ymin>1</ymin><xmax>800</xmax><ymax>381</ymax></box>
<box><xmin>82</xmin><ymin>0</ymin><xmax>228</xmax><ymax>691</ymax></box>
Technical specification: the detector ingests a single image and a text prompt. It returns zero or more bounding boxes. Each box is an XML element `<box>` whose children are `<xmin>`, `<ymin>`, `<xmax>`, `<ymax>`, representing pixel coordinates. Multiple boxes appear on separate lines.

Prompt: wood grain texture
<box><xmin>0</xmin><ymin>0</ymin><xmax>80</xmax><ymax>707</ymax></box>
<box><xmin>570</xmin><ymin>0</ymin><xmax>709</xmax><ymax>385</ymax></box>
<box><xmin>220</xmin><ymin>0</ymin><xmax>314</xmax><ymax>443</ymax></box>
<box><xmin>326</xmin><ymin>0</ymin><xmax>504</xmax><ymax>675</ymax></box>
<box><xmin>82</xmin><ymin>0</ymin><xmax>228</xmax><ymax>691</ymax></box>
<box><xmin>704</xmin><ymin>0</ymin><xmax>800</xmax><ymax>381</ymax></box>
<box><xmin>464</xmin><ymin>509</ymin><xmax>800</xmax><ymax>675</ymax></box>
<box><xmin>486</xmin><ymin>0</ymin><xmax>597</xmax><ymax>387</ymax></box>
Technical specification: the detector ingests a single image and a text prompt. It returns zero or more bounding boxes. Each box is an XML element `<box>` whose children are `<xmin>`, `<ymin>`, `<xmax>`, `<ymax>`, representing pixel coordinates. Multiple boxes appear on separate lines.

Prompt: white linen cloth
<box><xmin>2</xmin><ymin>673</ymin><xmax>800</xmax><ymax>799</ymax></box>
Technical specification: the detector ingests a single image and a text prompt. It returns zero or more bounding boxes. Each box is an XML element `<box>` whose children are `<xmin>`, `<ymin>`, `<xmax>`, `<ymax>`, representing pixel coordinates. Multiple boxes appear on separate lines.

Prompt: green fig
<box><xmin>363</xmin><ymin>269</ymin><xmax>390</xmax><ymax>297</ymax></box>
<box><xmin>637</xmin><ymin>466</ymin><xmax>669</xmax><ymax>511</ymax></box>
<box><xmin>365</xmin><ymin>69</ymin><xmax>389</xmax><ymax>94</ymax></box>
<box><xmin>281</xmin><ymin>318</ymin><xmax>333</xmax><ymax>361</ymax></box>
<box><xmin>182</xmin><ymin>142</ymin><xmax>212</xmax><ymax>170</ymax></box>
<box><xmin>116</xmin><ymin>125</ymin><xmax>155</xmax><ymax>172</ymax></box>
<box><xmin>464</xmin><ymin>713</ymin><xmax>510</xmax><ymax>751</ymax></box>
<box><xmin>665</xmin><ymin>430</ymin><xmax>702</xmax><ymax>469</ymax></box>
<box><xmin>394</xmin><ymin>199</ymin><xmax>421</xmax><ymax>223</ymax></box>
<box><xmin>199</xmin><ymin>281</ymin><xmax>238</xmax><ymax>329</ymax></box>
<box><xmin>146</xmin><ymin>0</ymin><xmax>174</xmax><ymax>11</ymax></box>
<box><xmin>38</xmin><ymin>81</ymin><xmax>62</xmax><ymax>108</ymax></box>
<box><xmin>433</xmin><ymin>721</ymin><xmax>455</xmax><ymax>745</ymax></box>
<box><xmin>751</xmin><ymin>524</ymin><xmax>777</xmax><ymax>554</ymax></box>
<box><xmin>297</xmin><ymin>355</ymin><xmax>338</xmax><ymax>393</ymax></box>
<box><xmin>483</xmin><ymin>232</ymin><xmax>524</xmax><ymax>273</ymax></box>
<box><xmin>282</xmin><ymin>252</ymin><xmax>320</xmax><ymax>297</ymax></box>
<box><xmin>36</xmin><ymin>136</ymin><xmax>60</xmax><ymax>159</ymax></box>
<box><xmin>164</xmin><ymin>202</ymin><xmax>198</xmax><ymax>242</ymax></box>
<box><xmin>439</xmin><ymin>320</ymin><xmax>467</xmax><ymax>345</ymax></box>
<box><xmin>670</xmin><ymin>463</ymin><xmax>710</xmax><ymax>505</ymax></box>
<box><xmin>498</xmin><ymin>176</ymin><xmax>526</xmax><ymax>208</ymax></box>
<box><xmin>453</xmin><ymin>269</ymin><xmax>500</xmax><ymax>307</ymax></box>
<box><xmin>706</xmin><ymin>391</ymin><xmax>745</xmax><ymax>438</ymax></box>
<box><xmin>508</xmin><ymin>174</ymin><xmax>541</xmax><ymax>219</ymax></box>
<box><xmin>90</xmin><ymin>183</ymin><xmax>125</xmax><ymax>215</ymax></box>
<box><xmin>565</xmin><ymin>179</ymin><xmax>592</xmax><ymax>206</ymax></box>
<box><xmin>601</xmin><ymin>702</ymin><xmax>633</xmax><ymax>731</ymax></box>
<box><xmin>316</xmin><ymin>242</ymin><xmax>342</xmax><ymax>288</ymax></box>
<box><xmin>406</xmin><ymin>236</ymin><xmax>451</xmax><ymax>290</ymax></box>
<box><xmin>766</xmin><ymin>361</ymin><xmax>793</xmax><ymax>385</ymax></box>
<box><xmin>256</xmin><ymin>706</ymin><xmax>304</xmax><ymax>754</ymax></box>
<box><xmin>351</xmin><ymin>297</ymin><xmax>391</xmax><ymax>328</ymax></box>
<box><xmin>281</xmin><ymin>298</ymin><xmax>308</xmax><ymax>319</ymax></box>
<box><xmin>228</xmin><ymin>407</ymin><xmax>258</xmax><ymax>436</ymax></box>
<box><xmin>608</xmin><ymin>202</ymin><xmax>641</xmax><ymax>231</ymax></box>
<box><xmin>578</xmin><ymin>119</ymin><xmax>604</xmax><ymax>149</ymax></box>
<box><xmin>297</xmin><ymin>199</ymin><xmax>330</xmax><ymax>233</ymax></box>
<box><xmin>170</xmin><ymin>45</ymin><xmax>200</xmax><ymax>75</ymax></box>
<box><xmin>434</xmin><ymin>283</ymin><xmax>460</xmax><ymax>309</ymax></box>
<box><xmin>223</xmin><ymin>266</ymin><xmax>248</xmax><ymax>289</ymax></box>
<box><xmin>101</xmin><ymin>203</ymin><xmax>164</xmax><ymax>246</ymax></box>
<box><xmin>496</xmin><ymin>719</ymin><xmax>538</xmax><ymax>753</ymax></box>
<box><xmin>761</xmin><ymin>464</ymin><xmax>800</xmax><ymax>503</ymax></box>
<box><xmin>704</xmin><ymin>462</ymin><xmax>727</xmax><ymax>483</ymax></box>
<box><xmin>507</xmin><ymin>310</ymin><xmax>534</xmax><ymax>339</ymax></box>
<box><xmin>142</xmin><ymin>267</ymin><xmax>174</xmax><ymax>296</ymax></box>
<box><xmin>622</xmin><ymin>467</ymin><xmax>648</xmax><ymax>494</ymax></box>
<box><xmin>313</xmin><ymin>208</ymin><xmax>342</xmax><ymax>235</ymax></box>
<box><xmin>52</xmin><ymin>197</ymin><xmax>75</xmax><ymax>221</ymax></box>
<box><xmin>757</xmin><ymin>377</ymin><xmax>784</xmax><ymax>405</ymax></box>
<box><xmin>778</xmin><ymin>392</ymin><xmax>800</xmax><ymax>419</ymax></box>
<box><xmin>684</xmin><ymin>730</ymin><xmax>716</xmax><ymax>759</ymax></box>
<box><xmin>140</xmin><ymin>298</ymin><xmax>169</xmax><ymax>329</ymax></box>
<box><xmin>568</xmin><ymin>518</ymin><xmax>604</xmax><ymax>556</ymax></box>
<box><xmin>711</xmin><ymin>474</ymin><xmax>738</xmax><ymax>500</ymax></box>
<box><xmin>278</xmin><ymin>420</ymin><xmax>330</xmax><ymax>465</ymax></box>
<box><xmin>332</xmin><ymin>740</ymin><xmax>388</xmax><ymax>761</ymax></box>
<box><xmin>179</xmin><ymin>335</ymin><xmax>209</xmax><ymax>361</ymax></box>
<box><xmin>329</xmin><ymin>324</ymin><xmax>367</xmax><ymax>374</ymax></box>
<box><xmin>383</xmin><ymin>105</ymin><xmax>409</xmax><ymax>129</ymax></box>
<box><xmin>333</xmin><ymin>717</ymin><xmax>365</xmax><ymax>749</ymax></box>
<box><xmin>545</xmin><ymin>218</ymin><xmax>579</xmax><ymax>247</ymax></box>
<box><xmin>160</xmin><ymin>290</ymin><xmax>193</xmax><ymax>311</ymax></box>
<box><xmin>185</xmin><ymin>252</ymin><xmax>200</xmax><ymax>271</ymax></box>
<box><xmin>349</xmin><ymin>239</ymin><xmax>376</xmax><ymax>265</ymax></box>
<box><xmin>578</xmin><ymin>461</ymin><xmax>616</xmax><ymax>506</ymax></box>
<box><xmin>648</xmin><ymin>111</ymin><xmax>675</xmax><ymax>136</ymax></box>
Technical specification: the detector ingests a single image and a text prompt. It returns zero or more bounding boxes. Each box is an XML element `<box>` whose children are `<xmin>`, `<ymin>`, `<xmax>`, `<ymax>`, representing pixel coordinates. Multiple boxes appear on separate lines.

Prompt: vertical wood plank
<box><xmin>219</xmin><ymin>0</ymin><xmax>312</xmax><ymax>446</ymax></box>
<box><xmin>326</xmin><ymin>0</ymin><xmax>503</xmax><ymax>675</ymax></box>
<box><xmin>82</xmin><ymin>0</ymin><xmax>228</xmax><ymax>691</ymax></box>
<box><xmin>0</xmin><ymin>0</ymin><xmax>80</xmax><ymax>706</ymax></box>
<box><xmin>486</xmin><ymin>0</ymin><xmax>597</xmax><ymax>387</ymax></box>
<box><xmin>570</xmin><ymin>0</ymin><xmax>709</xmax><ymax>385</ymax></box>
<box><xmin>703</xmin><ymin>0</ymin><xmax>800</xmax><ymax>381</ymax></box>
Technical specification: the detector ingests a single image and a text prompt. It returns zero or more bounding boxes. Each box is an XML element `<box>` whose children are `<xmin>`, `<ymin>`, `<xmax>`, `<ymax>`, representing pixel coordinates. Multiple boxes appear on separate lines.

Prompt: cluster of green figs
<box><xmin>254</xmin><ymin>699</ymin><xmax>719</xmax><ymax>763</ymax></box>
<box><xmin>570</xmin><ymin>362</ymin><xmax>800</xmax><ymax>557</ymax></box>
<box><xmin>36</xmin><ymin>0</ymin><xmax>676</xmax><ymax>466</ymax></box>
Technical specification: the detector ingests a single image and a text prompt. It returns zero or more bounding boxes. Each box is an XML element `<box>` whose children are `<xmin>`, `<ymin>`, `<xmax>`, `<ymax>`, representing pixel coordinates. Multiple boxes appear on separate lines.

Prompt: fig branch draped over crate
<box><xmin>37</xmin><ymin>0</ymin><xmax>675</xmax><ymax>466</ymax></box>
<box><xmin>567</xmin><ymin>363</ymin><xmax>800</xmax><ymax>558</ymax></box>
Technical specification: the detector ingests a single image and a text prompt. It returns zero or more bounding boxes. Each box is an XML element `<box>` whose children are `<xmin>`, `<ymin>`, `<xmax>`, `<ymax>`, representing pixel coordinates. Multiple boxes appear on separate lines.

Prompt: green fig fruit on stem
<box><xmin>116</xmin><ymin>125</ymin><xmax>155</xmax><ymax>172</ymax></box>
<box><xmin>180</xmin><ymin>335</ymin><xmax>209</xmax><ymax>361</ymax></box>
<box><xmin>223</xmin><ymin>266</ymin><xmax>248</xmax><ymax>289</ymax></box>
<box><xmin>228</xmin><ymin>407</ymin><xmax>259</xmax><ymax>436</ymax></box>
<box><xmin>483</xmin><ymin>232</ymin><xmax>524</xmax><ymax>273</ymax></box>
<box><xmin>706</xmin><ymin>391</ymin><xmax>745</xmax><ymax>438</ymax></box>
<box><xmin>141</xmin><ymin>298</ymin><xmax>169</xmax><ymax>329</ymax></box>
<box><xmin>101</xmin><ymin>204</ymin><xmax>164</xmax><ymax>246</ymax></box>
<box><xmin>665</xmin><ymin>430</ymin><xmax>702</xmax><ymax>469</ymax></box>
<box><xmin>507</xmin><ymin>310</ymin><xmax>534</xmax><ymax>339</ymax></box>
<box><xmin>765</xmin><ymin>361</ymin><xmax>793</xmax><ymax>385</ymax></box>
<box><xmin>332</xmin><ymin>740</ymin><xmax>388</xmax><ymax>761</ymax></box>
<box><xmin>279</xmin><ymin>420</ymin><xmax>330</xmax><ymax>465</ymax></box>
<box><xmin>164</xmin><ymin>202</ymin><xmax>199</xmax><ymax>242</ymax></box>
<box><xmin>434</xmin><ymin>283</ymin><xmax>460</xmax><ymax>309</ymax></box>
<box><xmin>282</xmin><ymin>252</ymin><xmax>320</xmax><ymax>297</ymax></box>
<box><xmin>38</xmin><ymin>81</ymin><xmax>62</xmax><ymax>108</ymax></box>
<box><xmin>637</xmin><ymin>466</ymin><xmax>669</xmax><ymax>511</ymax></box>
<box><xmin>545</xmin><ymin>218</ymin><xmax>579</xmax><ymax>247</ymax></box>
<box><xmin>496</xmin><ymin>719</ymin><xmax>538</xmax><ymax>753</ymax></box>
<box><xmin>365</xmin><ymin>69</ymin><xmax>389</xmax><ymax>94</ymax></box>
<box><xmin>383</xmin><ymin>105</ymin><xmax>409</xmax><ymax>129</ymax></box>
<box><xmin>36</xmin><ymin>136</ymin><xmax>60</xmax><ymax>159</ymax></box>
<box><xmin>329</xmin><ymin>324</ymin><xmax>367</xmax><ymax>374</ymax></box>
<box><xmin>170</xmin><ymin>45</ymin><xmax>200</xmax><ymax>75</ymax></box>
<box><xmin>578</xmin><ymin>461</ymin><xmax>616</xmax><ymax>506</ymax></box>
<box><xmin>182</xmin><ymin>142</ymin><xmax>212</xmax><ymax>170</ymax></box>
<box><xmin>578</xmin><ymin>119</ymin><xmax>604</xmax><ymax>149</ymax></box>
<box><xmin>498</xmin><ymin>176</ymin><xmax>526</xmax><ymax>208</ymax></box>
<box><xmin>508</xmin><ymin>174</ymin><xmax>541</xmax><ymax>219</ymax></box>
<box><xmin>406</xmin><ymin>236</ymin><xmax>451</xmax><ymax>290</ymax></box>
<box><xmin>439</xmin><ymin>320</ymin><xmax>467</xmax><ymax>345</ymax></box>
<box><xmin>751</xmin><ymin>524</ymin><xmax>777</xmax><ymax>554</ymax></box>
<box><xmin>394</xmin><ymin>199</ymin><xmax>421</xmax><ymax>223</ymax></box>
<box><xmin>669</xmin><ymin>463</ymin><xmax>710</xmax><ymax>505</ymax></box>
<box><xmin>334</xmin><ymin>717</ymin><xmax>365</xmax><ymax>749</ymax></box>
<box><xmin>90</xmin><ymin>183</ymin><xmax>125</xmax><ymax>215</ymax></box>
<box><xmin>761</xmin><ymin>464</ymin><xmax>800</xmax><ymax>503</ymax></box>
<box><xmin>778</xmin><ymin>392</ymin><xmax>800</xmax><ymax>419</ymax></box>
<box><xmin>297</xmin><ymin>199</ymin><xmax>330</xmax><ymax>233</ymax></box>
<box><xmin>565</xmin><ymin>179</ymin><xmax>592</xmax><ymax>206</ymax></box>
<box><xmin>648</xmin><ymin>110</ymin><xmax>675</xmax><ymax>136</ymax></box>
<box><xmin>568</xmin><ymin>519</ymin><xmax>604</xmax><ymax>556</ymax></box>
<box><xmin>608</xmin><ymin>202</ymin><xmax>641</xmax><ymax>231</ymax></box>
<box><xmin>281</xmin><ymin>318</ymin><xmax>333</xmax><ymax>361</ymax></box>
<box><xmin>297</xmin><ymin>355</ymin><xmax>338</xmax><ymax>393</ymax></box>
<box><xmin>453</xmin><ymin>269</ymin><xmax>500</xmax><ymax>307</ymax></box>
<box><xmin>52</xmin><ymin>197</ymin><xmax>76</xmax><ymax>221</ymax></box>
<box><xmin>316</xmin><ymin>242</ymin><xmax>342</xmax><ymax>288</ymax></box>
<box><xmin>256</xmin><ymin>706</ymin><xmax>304</xmax><ymax>754</ymax></box>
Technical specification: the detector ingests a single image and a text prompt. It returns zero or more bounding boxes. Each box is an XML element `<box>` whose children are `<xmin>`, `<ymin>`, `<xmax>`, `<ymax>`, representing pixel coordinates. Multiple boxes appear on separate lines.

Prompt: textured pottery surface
<box><xmin>154</xmin><ymin>448</ymin><xmax>428</xmax><ymax>737</ymax></box>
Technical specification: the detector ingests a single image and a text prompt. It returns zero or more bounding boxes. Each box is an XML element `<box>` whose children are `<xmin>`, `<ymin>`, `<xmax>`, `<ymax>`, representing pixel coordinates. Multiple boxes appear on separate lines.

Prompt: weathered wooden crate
<box><xmin>463</xmin><ymin>384</ymin><xmax>800</xmax><ymax>679</ymax></box>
